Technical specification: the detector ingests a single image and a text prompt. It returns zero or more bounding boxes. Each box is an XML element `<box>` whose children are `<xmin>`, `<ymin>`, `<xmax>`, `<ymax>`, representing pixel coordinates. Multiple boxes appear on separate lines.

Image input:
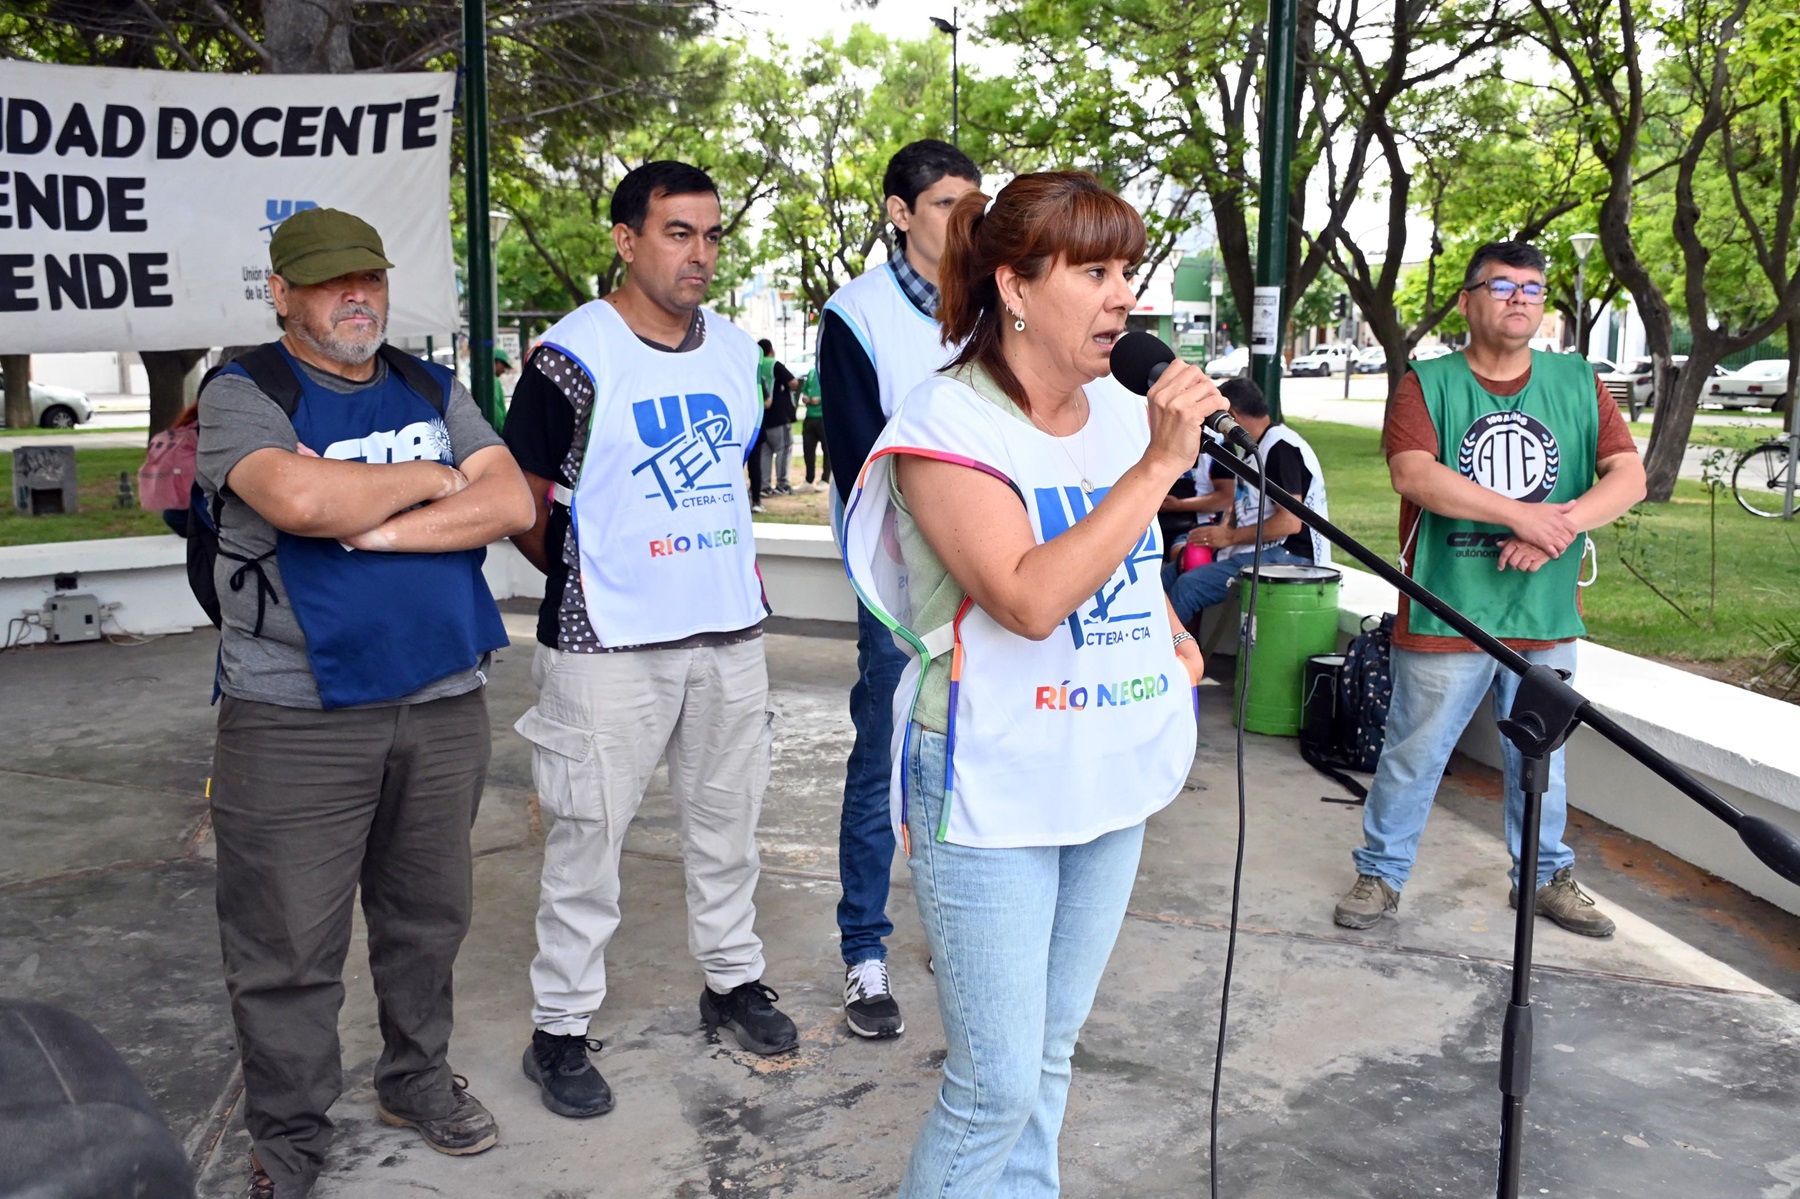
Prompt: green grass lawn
<box><xmin>1291</xmin><ymin>418</ymin><xmax>1797</xmax><ymax>666</ymax></box>
<box><xmin>8</xmin><ymin>432</ymin><xmax>1794</xmax><ymax>672</ymax></box>
<box><xmin>0</xmin><ymin>447</ymin><xmax>171</xmax><ymax>546</ymax></box>
<box><xmin>0</xmin><ymin>425</ymin><xmax>147</xmax><ymax>437</ymax></box>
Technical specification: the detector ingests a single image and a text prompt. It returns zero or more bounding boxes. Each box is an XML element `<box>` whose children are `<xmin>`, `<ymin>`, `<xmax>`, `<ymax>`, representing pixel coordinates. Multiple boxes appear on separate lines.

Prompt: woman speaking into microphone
<box><xmin>841</xmin><ymin>171</ymin><xmax>1228</xmax><ymax>1196</ymax></box>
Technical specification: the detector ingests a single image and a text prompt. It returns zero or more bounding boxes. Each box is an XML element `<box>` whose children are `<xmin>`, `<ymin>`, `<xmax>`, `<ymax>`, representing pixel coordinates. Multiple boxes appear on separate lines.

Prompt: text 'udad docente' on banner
<box><xmin>0</xmin><ymin>60</ymin><xmax>459</xmax><ymax>354</ymax></box>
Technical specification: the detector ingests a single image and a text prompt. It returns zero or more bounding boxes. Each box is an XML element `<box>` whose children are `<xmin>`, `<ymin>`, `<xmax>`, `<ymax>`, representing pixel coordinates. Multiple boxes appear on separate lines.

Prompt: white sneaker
<box><xmin>843</xmin><ymin>959</ymin><xmax>904</xmax><ymax>1039</ymax></box>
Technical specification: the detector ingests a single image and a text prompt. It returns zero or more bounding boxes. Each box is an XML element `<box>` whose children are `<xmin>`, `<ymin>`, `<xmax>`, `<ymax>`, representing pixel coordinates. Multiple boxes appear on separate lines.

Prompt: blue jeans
<box><xmin>838</xmin><ymin>601</ymin><xmax>908</xmax><ymax>965</ymax></box>
<box><xmin>1352</xmin><ymin>642</ymin><xmax>1579</xmax><ymax>890</ymax></box>
<box><xmin>1163</xmin><ymin>544</ymin><xmax>1312</xmax><ymax>624</ymax></box>
<box><xmin>899</xmin><ymin>725</ymin><xmax>1145</xmax><ymax>1199</ymax></box>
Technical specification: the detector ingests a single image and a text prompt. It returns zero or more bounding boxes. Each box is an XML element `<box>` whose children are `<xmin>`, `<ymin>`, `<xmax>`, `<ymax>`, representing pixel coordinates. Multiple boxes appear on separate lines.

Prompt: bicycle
<box><xmin>1731</xmin><ymin>430</ymin><xmax>1800</xmax><ymax>518</ymax></box>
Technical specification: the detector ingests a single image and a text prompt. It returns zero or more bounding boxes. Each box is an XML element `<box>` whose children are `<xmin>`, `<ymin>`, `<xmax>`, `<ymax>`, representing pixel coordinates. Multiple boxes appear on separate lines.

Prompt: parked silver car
<box><xmin>1707</xmin><ymin>359</ymin><xmax>1790</xmax><ymax>411</ymax></box>
<box><xmin>0</xmin><ymin>371</ymin><xmax>96</xmax><ymax>429</ymax></box>
<box><xmin>1590</xmin><ymin>358</ymin><xmax>1655</xmax><ymax>411</ymax></box>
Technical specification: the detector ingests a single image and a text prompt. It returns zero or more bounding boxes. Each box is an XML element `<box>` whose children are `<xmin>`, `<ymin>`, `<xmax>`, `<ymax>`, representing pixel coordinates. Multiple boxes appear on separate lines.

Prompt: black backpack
<box><xmin>1300</xmin><ymin>612</ymin><xmax>1395</xmax><ymax>802</ymax></box>
<box><xmin>186</xmin><ymin>343</ymin><xmax>448</xmax><ymax>631</ymax></box>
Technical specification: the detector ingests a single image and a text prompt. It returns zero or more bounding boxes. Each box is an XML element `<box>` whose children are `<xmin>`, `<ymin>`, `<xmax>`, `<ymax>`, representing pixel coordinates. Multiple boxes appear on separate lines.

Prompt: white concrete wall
<box><xmin>0</xmin><ymin>536</ymin><xmax>208</xmax><ymax>643</ymax></box>
<box><xmin>1326</xmin><ymin>567</ymin><xmax>1800</xmax><ymax>916</ymax></box>
<box><xmin>0</xmin><ymin>524</ymin><xmax>856</xmax><ymax>649</ymax></box>
<box><xmin>5</xmin><ymin>535</ymin><xmax>1796</xmax><ymax>916</ymax></box>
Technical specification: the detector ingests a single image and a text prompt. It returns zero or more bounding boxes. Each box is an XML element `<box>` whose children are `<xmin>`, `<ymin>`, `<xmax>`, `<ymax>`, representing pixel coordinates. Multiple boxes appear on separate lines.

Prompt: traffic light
<box><xmin>1333</xmin><ymin>294</ymin><xmax>1349</xmax><ymax>321</ymax></box>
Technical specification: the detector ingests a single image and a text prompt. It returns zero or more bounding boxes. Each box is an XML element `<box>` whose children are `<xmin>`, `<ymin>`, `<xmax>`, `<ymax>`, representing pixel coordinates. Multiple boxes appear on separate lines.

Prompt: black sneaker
<box><xmin>700</xmin><ymin>980</ymin><xmax>799</xmax><ymax>1055</ymax></box>
<box><xmin>522</xmin><ymin>1031</ymin><xmax>615</xmax><ymax>1118</ymax></box>
<box><xmin>375</xmin><ymin>1074</ymin><xmax>498</xmax><ymax>1155</ymax></box>
<box><xmin>843</xmin><ymin>959</ymin><xmax>904</xmax><ymax>1039</ymax></box>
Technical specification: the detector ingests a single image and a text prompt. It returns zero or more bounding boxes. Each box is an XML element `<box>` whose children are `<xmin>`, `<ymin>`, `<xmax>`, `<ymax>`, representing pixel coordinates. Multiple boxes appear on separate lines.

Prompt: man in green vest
<box><xmin>1334</xmin><ymin>241</ymin><xmax>1646</xmax><ymax>937</ymax></box>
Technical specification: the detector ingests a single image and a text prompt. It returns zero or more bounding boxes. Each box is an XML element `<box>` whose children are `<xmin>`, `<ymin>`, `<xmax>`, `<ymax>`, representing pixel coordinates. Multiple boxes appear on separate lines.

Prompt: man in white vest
<box><xmin>819</xmin><ymin>139</ymin><xmax>982</xmax><ymax>1039</ymax></box>
<box><xmin>1164</xmin><ymin>376</ymin><xmax>1332</xmax><ymax>625</ymax></box>
<box><xmin>501</xmin><ymin>161</ymin><xmax>797</xmax><ymax>1121</ymax></box>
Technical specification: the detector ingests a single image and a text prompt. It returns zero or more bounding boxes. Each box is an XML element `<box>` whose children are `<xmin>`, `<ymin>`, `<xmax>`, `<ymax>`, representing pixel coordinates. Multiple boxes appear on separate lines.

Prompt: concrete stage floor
<box><xmin>2</xmin><ymin>613</ymin><xmax>1797</xmax><ymax>1198</ymax></box>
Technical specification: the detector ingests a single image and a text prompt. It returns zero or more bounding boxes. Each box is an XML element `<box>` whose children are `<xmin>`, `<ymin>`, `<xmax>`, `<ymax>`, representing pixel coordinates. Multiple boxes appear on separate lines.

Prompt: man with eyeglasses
<box><xmin>1334</xmin><ymin>240</ymin><xmax>1645</xmax><ymax>938</ymax></box>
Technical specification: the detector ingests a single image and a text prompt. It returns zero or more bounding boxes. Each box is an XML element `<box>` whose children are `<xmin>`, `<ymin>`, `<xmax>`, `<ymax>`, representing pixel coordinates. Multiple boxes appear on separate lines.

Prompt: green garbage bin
<box><xmin>1233</xmin><ymin>563</ymin><xmax>1342</xmax><ymax>736</ymax></box>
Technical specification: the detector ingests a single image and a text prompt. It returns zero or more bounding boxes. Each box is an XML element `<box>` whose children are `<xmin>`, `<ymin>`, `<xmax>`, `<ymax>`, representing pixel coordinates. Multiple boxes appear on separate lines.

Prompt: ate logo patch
<box><xmin>1457</xmin><ymin>411</ymin><xmax>1560</xmax><ymax>502</ymax></box>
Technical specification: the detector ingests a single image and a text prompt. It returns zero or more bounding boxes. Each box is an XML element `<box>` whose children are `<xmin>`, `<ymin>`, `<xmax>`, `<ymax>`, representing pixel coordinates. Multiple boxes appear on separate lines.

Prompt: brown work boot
<box><xmin>1511</xmin><ymin>868</ymin><xmax>1616</xmax><ymax>937</ymax></box>
<box><xmin>246</xmin><ymin>1155</ymin><xmax>275</xmax><ymax>1199</ymax></box>
<box><xmin>376</xmin><ymin>1074</ymin><xmax>499</xmax><ymax>1156</ymax></box>
<box><xmin>1333</xmin><ymin>873</ymin><xmax>1400</xmax><ymax>929</ymax></box>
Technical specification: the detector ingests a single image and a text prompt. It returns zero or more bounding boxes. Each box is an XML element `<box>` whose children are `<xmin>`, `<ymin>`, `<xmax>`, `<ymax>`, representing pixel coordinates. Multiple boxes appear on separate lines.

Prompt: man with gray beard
<box><xmin>196</xmin><ymin>208</ymin><xmax>536</xmax><ymax>1198</ymax></box>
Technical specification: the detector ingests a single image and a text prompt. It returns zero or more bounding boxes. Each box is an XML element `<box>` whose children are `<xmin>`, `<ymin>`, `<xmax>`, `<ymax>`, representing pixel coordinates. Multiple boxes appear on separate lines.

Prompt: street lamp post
<box><xmin>1569</xmin><ymin>232</ymin><xmax>1599</xmax><ymax>358</ymax></box>
<box><xmin>487</xmin><ymin>209</ymin><xmax>512</xmax><ymax>427</ymax></box>
<box><xmin>463</xmin><ymin>0</ymin><xmax>495</xmax><ymax>429</ymax></box>
<box><xmin>931</xmin><ymin>8</ymin><xmax>960</xmax><ymax>148</ymax></box>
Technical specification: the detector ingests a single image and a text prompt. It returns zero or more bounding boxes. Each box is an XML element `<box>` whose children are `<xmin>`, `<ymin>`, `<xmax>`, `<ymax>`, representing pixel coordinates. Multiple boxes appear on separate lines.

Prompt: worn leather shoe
<box><xmin>1510</xmin><ymin>868</ymin><xmax>1616</xmax><ymax>937</ymax></box>
<box><xmin>376</xmin><ymin>1074</ymin><xmax>498</xmax><ymax>1155</ymax></box>
<box><xmin>1334</xmin><ymin>873</ymin><xmax>1400</xmax><ymax>928</ymax></box>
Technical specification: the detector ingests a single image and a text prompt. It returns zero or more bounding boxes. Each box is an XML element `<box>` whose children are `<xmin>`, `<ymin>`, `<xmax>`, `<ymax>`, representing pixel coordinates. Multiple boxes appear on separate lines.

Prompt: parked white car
<box><xmin>1590</xmin><ymin>358</ymin><xmax>1655</xmax><ymax>411</ymax></box>
<box><xmin>1204</xmin><ymin>346</ymin><xmax>1251</xmax><ymax>379</ymax></box>
<box><xmin>1288</xmin><ymin>343</ymin><xmax>1353</xmax><ymax>377</ymax></box>
<box><xmin>1707</xmin><ymin>359</ymin><xmax>1791</xmax><ymax>411</ymax></box>
<box><xmin>1411</xmin><ymin>344</ymin><xmax>1454</xmax><ymax>361</ymax></box>
<box><xmin>0</xmin><ymin>370</ymin><xmax>96</xmax><ymax>429</ymax></box>
<box><xmin>1352</xmin><ymin>345</ymin><xmax>1387</xmax><ymax>374</ymax></box>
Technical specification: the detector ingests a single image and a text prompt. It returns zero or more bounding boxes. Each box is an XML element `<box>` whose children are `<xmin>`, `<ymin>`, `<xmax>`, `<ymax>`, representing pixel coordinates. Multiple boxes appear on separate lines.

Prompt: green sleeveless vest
<box><xmin>1407</xmin><ymin>351</ymin><xmax>1597</xmax><ymax>641</ymax></box>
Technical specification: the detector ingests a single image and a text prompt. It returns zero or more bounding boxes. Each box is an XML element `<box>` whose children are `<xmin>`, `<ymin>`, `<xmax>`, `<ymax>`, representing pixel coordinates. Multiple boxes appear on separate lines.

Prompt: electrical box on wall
<box><xmin>47</xmin><ymin>593</ymin><xmax>101</xmax><ymax>643</ymax></box>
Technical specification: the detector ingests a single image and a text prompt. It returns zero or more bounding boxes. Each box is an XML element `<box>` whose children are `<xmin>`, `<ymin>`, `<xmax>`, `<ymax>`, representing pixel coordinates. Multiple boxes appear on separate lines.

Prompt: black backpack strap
<box><xmin>199</xmin><ymin>343</ymin><xmax>303</xmax><ymax>418</ymax></box>
<box><xmin>379</xmin><ymin>344</ymin><xmax>448</xmax><ymax>415</ymax></box>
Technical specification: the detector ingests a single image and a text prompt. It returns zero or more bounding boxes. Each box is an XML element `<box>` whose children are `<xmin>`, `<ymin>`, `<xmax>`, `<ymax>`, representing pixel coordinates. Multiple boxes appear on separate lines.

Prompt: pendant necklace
<box><xmin>1033</xmin><ymin>395</ymin><xmax>1094</xmax><ymax>493</ymax></box>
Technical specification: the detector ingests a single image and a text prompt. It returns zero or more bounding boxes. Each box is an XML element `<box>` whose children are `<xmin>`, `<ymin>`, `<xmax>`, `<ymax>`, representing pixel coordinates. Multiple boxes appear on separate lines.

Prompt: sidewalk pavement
<box><xmin>1</xmin><ymin>615</ymin><xmax>1797</xmax><ymax>1197</ymax></box>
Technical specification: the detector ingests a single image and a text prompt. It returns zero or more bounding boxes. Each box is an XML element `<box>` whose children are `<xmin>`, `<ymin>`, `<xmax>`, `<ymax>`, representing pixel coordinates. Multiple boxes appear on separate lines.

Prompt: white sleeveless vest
<box><xmin>822</xmin><ymin>263</ymin><xmax>956</xmax><ymax>420</ymax></box>
<box><xmin>1221</xmin><ymin>423</ymin><xmax>1331</xmax><ymax>565</ymax></box>
<box><xmin>843</xmin><ymin>371</ymin><xmax>1198</xmax><ymax>849</ymax></box>
<box><xmin>537</xmin><ymin>301</ymin><xmax>765</xmax><ymax>647</ymax></box>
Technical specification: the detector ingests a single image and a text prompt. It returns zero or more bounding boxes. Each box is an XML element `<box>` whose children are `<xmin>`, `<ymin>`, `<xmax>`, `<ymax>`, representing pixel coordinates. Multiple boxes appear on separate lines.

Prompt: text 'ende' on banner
<box><xmin>0</xmin><ymin>60</ymin><xmax>458</xmax><ymax>354</ymax></box>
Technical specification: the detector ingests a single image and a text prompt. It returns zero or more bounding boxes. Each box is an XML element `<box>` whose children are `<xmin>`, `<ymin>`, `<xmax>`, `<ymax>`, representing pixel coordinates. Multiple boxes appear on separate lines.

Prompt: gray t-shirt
<box><xmin>196</xmin><ymin>351</ymin><xmax>505</xmax><ymax>709</ymax></box>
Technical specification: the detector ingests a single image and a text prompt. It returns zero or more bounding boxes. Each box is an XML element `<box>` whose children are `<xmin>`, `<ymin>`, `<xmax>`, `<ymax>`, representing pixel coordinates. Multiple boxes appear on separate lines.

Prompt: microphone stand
<box><xmin>1197</xmin><ymin>432</ymin><xmax>1800</xmax><ymax>1199</ymax></box>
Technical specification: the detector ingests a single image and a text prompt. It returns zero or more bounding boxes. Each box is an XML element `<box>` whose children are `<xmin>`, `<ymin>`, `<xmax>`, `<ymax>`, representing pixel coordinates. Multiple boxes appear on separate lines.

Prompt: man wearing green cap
<box><xmin>196</xmin><ymin>206</ymin><xmax>536</xmax><ymax>1198</ymax></box>
<box><xmin>491</xmin><ymin>347</ymin><xmax>514</xmax><ymax>427</ymax></box>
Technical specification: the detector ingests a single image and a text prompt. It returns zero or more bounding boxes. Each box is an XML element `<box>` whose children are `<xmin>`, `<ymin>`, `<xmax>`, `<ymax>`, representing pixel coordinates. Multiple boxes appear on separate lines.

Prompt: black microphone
<box><xmin>1109</xmin><ymin>331</ymin><xmax>1258</xmax><ymax>452</ymax></box>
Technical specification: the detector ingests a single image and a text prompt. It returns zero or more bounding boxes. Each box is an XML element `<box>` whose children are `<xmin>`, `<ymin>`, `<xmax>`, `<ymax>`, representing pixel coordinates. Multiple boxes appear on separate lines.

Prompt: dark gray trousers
<box><xmin>210</xmin><ymin>689</ymin><xmax>490</xmax><ymax>1198</ymax></box>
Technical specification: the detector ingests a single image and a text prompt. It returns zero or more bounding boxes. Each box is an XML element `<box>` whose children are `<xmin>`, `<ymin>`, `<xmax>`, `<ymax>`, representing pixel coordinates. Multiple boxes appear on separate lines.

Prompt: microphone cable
<box><xmin>1209</xmin><ymin>433</ymin><xmax>1267</xmax><ymax>1199</ymax></box>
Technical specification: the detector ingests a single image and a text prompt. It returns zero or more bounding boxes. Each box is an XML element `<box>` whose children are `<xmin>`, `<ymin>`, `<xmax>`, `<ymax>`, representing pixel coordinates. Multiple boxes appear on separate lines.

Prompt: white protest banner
<box><xmin>0</xmin><ymin>60</ymin><xmax>458</xmax><ymax>353</ymax></box>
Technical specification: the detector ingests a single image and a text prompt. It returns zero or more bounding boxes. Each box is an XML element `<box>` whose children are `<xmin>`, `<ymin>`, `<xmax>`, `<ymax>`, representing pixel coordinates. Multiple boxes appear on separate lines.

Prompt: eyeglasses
<box><xmin>1465</xmin><ymin>279</ymin><xmax>1548</xmax><ymax>304</ymax></box>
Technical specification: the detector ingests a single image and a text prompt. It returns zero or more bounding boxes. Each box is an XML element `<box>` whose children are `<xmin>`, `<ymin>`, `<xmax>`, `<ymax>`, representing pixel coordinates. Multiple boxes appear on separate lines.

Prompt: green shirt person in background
<box><xmin>490</xmin><ymin>348</ymin><xmax>513</xmax><ymax>429</ymax></box>
<box><xmin>757</xmin><ymin>350</ymin><xmax>776</xmax><ymax>406</ymax></box>
<box><xmin>799</xmin><ymin>365</ymin><xmax>829</xmax><ymax>488</ymax></box>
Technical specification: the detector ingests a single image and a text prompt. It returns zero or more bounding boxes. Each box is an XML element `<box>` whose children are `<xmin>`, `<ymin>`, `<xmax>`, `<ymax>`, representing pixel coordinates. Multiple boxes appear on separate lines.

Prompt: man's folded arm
<box><xmin>226</xmin><ymin>448</ymin><xmax>467</xmax><ymax>539</ymax></box>
<box><xmin>345</xmin><ymin>445</ymin><xmax>537</xmax><ymax>552</ymax></box>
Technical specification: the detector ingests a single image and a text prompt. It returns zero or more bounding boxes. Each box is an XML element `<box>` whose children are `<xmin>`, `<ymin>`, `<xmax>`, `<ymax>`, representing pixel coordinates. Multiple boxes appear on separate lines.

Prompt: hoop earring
<box><xmin>1012</xmin><ymin>310</ymin><xmax>1026</xmax><ymax>333</ymax></box>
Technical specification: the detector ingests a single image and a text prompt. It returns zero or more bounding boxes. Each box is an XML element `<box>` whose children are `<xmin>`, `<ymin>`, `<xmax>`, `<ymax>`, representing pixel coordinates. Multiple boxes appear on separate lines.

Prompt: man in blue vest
<box><xmin>819</xmin><ymin>139</ymin><xmax>981</xmax><ymax>1039</ymax></box>
<box><xmin>196</xmin><ymin>207</ymin><xmax>537</xmax><ymax>1198</ymax></box>
<box><xmin>502</xmin><ymin>161</ymin><xmax>799</xmax><ymax>1122</ymax></box>
<box><xmin>1333</xmin><ymin>240</ymin><xmax>1645</xmax><ymax>937</ymax></box>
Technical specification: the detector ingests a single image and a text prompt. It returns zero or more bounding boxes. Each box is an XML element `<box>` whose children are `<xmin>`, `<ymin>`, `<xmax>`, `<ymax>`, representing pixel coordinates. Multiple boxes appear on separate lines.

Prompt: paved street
<box><xmin>2</xmin><ymin>616</ymin><xmax>1797</xmax><ymax>1197</ymax></box>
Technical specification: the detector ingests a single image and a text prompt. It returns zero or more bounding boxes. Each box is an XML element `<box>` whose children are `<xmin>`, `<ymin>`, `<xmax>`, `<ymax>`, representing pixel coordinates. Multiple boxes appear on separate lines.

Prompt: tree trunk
<box><xmin>263</xmin><ymin>0</ymin><xmax>353</xmax><ymax>73</ymax></box>
<box><xmin>2</xmin><ymin>354</ymin><xmax>30</xmax><ymax>430</ymax></box>
<box><xmin>1786</xmin><ymin>315</ymin><xmax>1798</xmax><ymax>435</ymax></box>
<box><xmin>1642</xmin><ymin>342</ymin><xmax>1725</xmax><ymax>500</ymax></box>
<box><xmin>141</xmin><ymin>350</ymin><xmax>209</xmax><ymax>436</ymax></box>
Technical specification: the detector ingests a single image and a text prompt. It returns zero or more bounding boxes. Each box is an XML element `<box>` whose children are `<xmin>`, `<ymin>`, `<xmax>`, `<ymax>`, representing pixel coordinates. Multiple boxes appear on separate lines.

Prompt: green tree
<box><xmin>1528</xmin><ymin>0</ymin><xmax>1800</xmax><ymax>500</ymax></box>
<box><xmin>1</xmin><ymin>0</ymin><xmax>712</xmax><ymax>432</ymax></box>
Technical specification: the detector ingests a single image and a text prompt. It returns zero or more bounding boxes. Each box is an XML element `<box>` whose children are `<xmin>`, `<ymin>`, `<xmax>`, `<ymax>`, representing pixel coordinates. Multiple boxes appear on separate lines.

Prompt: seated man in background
<box><xmin>1163</xmin><ymin>376</ymin><xmax>1330</xmax><ymax>627</ymax></box>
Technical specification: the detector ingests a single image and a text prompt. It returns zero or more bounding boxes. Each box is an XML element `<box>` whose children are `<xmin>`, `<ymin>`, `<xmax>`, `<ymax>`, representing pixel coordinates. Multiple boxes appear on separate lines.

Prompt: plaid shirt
<box><xmin>889</xmin><ymin>248</ymin><xmax>940</xmax><ymax>318</ymax></box>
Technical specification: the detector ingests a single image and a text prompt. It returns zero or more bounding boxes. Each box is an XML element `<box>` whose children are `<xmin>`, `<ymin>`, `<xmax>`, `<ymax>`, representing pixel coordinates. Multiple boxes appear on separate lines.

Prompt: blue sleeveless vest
<box><xmin>221</xmin><ymin>345</ymin><xmax>509</xmax><ymax>708</ymax></box>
